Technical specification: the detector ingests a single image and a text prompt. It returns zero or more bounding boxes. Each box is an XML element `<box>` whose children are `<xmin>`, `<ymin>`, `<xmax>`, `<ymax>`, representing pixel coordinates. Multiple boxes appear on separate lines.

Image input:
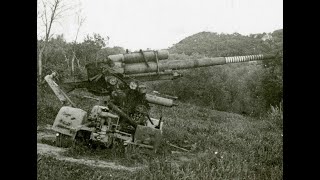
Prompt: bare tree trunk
<box><xmin>76</xmin><ymin>55</ymin><xmax>80</xmax><ymax>68</ymax></box>
<box><xmin>64</xmin><ymin>54</ymin><xmax>69</xmax><ymax>68</ymax></box>
<box><xmin>38</xmin><ymin>46</ymin><xmax>45</xmax><ymax>80</ymax></box>
<box><xmin>38</xmin><ymin>0</ymin><xmax>67</xmax><ymax>82</ymax></box>
<box><xmin>71</xmin><ymin>53</ymin><xmax>75</xmax><ymax>75</ymax></box>
<box><xmin>72</xmin><ymin>10</ymin><xmax>85</xmax><ymax>71</ymax></box>
<box><xmin>38</xmin><ymin>49</ymin><xmax>43</xmax><ymax>80</ymax></box>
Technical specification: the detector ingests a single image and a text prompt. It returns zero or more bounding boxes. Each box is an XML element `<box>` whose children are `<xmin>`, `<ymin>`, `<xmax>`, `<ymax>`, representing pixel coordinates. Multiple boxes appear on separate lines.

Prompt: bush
<box><xmin>38</xmin><ymin>30</ymin><xmax>282</xmax><ymax>117</ymax></box>
<box><xmin>265</xmin><ymin>102</ymin><xmax>283</xmax><ymax>129</ymax></box>
<box><xmin>150</xmin><ymin>53</ymin><xmax>274</xmax><ymax>116</ymax></box>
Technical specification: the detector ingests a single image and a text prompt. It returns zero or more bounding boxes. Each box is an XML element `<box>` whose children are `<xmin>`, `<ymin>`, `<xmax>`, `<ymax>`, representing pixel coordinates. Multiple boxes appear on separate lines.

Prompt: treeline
<box><xmin>37</xmin><ymin>30</ymin><xmax>282</xmax><ymax>117</ymax></box>
<box><xmin>151</xmin><ymin>30</ymin><xmax>283</xmax><ymax>116</ymax></box>
<box><xmin>169</xmin><ymin>30</ymin><xmax>283</xmax><ymax>57</ymax></box>
<box><xmin>37</xmin><ymin>33</ymin><xmax>125</xmax><ymax>82</ymax></box>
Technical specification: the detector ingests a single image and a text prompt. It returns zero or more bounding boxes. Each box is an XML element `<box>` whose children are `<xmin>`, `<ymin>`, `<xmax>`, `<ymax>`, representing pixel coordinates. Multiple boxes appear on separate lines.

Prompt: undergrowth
<box><xmin>37</xmin><ymin>29</ymin><xmax>283</xmax><ymax>179</ymax></box>
<box><xmin>37</xmin><ymin>86</ymin><xmax>282</xmax><ymax>179</ymax></box>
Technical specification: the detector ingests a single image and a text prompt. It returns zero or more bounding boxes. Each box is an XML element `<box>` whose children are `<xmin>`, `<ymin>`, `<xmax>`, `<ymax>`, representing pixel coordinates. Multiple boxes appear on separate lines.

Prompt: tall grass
<box><xmin>266</xmin><ymin>102</ymin><xmax>283</xmax><ymax>129</ymax></box>
<box><xmin>149</xmin><ymin>53</ymin><xmax>278</xmax><ymax>117</ymax></box>
<box><xmin>37</xmin><ymin>70</ymin><xmax>282</xmax><ymax>179</ymax></box>
<box><xmin>38</xmin><ymin>93</ymin><xmax>282</xmax><ymax>179</ymax></box>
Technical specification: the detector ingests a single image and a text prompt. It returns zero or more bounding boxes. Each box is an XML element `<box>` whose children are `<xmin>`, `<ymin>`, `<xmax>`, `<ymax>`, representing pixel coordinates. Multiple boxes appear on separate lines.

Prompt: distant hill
<box><xmin>152</xmin><ymin>29</ymin><xmax>283</xmax><ymax>116</ymax></box>
<box><xmin>168</xmin><ymin>29</ymin><xmax>283</xmax><ymax>57</ymax></box>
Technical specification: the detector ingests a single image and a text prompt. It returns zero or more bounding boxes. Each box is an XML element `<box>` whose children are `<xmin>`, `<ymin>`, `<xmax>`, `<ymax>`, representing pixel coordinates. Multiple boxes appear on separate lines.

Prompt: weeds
<box><xmin>37</xmin><ymin>87</ymin><xmax>282</xmax><ymax>179</ymax></box>
<box><xmin>266</xmin><ymin>102</ymin><xmax>283</xmax><ymax>129</ymax></box>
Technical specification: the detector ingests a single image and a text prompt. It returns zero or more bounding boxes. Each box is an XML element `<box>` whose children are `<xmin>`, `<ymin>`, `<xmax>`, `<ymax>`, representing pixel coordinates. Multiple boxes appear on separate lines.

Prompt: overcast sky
<box><xmin>38</xmin><ymin>0</ymin><xmax>283</xmax><ymax>51</ymax></box>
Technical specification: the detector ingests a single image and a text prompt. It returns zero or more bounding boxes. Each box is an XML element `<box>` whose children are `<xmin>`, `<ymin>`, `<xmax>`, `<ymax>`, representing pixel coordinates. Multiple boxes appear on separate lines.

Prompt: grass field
<box><xmin>37</xmin><ymin>88</ymin><xmax>282</xmax><ymax>180</ymax></box>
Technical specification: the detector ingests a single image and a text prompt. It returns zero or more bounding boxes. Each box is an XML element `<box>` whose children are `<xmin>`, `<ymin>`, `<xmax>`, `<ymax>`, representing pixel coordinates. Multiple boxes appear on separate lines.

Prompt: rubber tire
<box><xmin>55</xmin><ymin>133</ymin><xmax>73</xmax><ymax>148</ymax></box>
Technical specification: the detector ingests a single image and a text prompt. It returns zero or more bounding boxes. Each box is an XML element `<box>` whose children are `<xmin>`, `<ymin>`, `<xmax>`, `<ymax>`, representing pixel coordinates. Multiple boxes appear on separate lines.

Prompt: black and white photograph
<box><xmin>37</xmin><ymin>0</ymin><xmax>283</xmax><ymax>179</ymax></box>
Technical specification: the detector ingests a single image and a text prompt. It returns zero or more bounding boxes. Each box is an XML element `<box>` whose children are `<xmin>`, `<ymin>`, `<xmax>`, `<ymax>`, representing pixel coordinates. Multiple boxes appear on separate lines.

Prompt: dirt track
<box><xmin>37</xmin><ymin>124</ymin><xmax>199</xmax><ymax>173</ymax></box>
<box><xmin>37</xmin><ymin>126</ymin><xmax>145</xmax><ymax>172</ymax></box>
<box><xmin>37</xmin><ymin>143</ymin><xmax>145</xmax><ymax>172</ymax></box>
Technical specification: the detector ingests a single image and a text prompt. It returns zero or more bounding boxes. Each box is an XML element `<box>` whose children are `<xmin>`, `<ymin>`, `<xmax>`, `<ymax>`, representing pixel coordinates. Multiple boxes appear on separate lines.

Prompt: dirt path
<box><xmin>37</xmin><ymin>143</ymin><xmax>145</xmax><ymax>172</ymax></box>
<box><xmin>37</xmin><ymin>125</ymin><xmax>145</xmax><ymax>172</ymax></box>
<box><xmin>37</xmin><ymin>124</ymin><xmax>200</xmax><ymax>172</ymax></box>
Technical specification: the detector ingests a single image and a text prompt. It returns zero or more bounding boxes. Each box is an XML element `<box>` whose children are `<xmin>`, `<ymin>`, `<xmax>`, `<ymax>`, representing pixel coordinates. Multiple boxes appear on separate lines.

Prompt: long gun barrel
<box><xmin>105</xmin><ymin>50</ymin><xmax>275</xmax><ymax>76</ymax></box>
<box><xmin>118</xmin><ymin>54</ymin><xmax>275</xmax><ymax>74</ymax></box>
<box><xmin>65</xmin><ymin>51</ymin><xmax>276</xmax><ymax>105</ymax></box>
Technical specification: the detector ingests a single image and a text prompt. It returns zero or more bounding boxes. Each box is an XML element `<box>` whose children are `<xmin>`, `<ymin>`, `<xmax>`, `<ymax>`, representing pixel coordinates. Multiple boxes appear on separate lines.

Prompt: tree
<box><xmin>69</xmin><ymin>8</ymin><xmax>86</xmax><ymax>76</ymax></box>
<box><xmin>37</xmin><ymin>0</ymin><xmax>79</xmax><ymax>81</ymax></box>
<box><xmin>80</xmin><ymin>33</ymin><xmax>108</xmax><ymax>64</ymax></box>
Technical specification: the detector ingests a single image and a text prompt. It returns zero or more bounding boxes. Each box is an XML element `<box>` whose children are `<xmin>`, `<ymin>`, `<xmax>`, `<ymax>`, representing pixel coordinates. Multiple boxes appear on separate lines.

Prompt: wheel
<box><xmin>55</xmin><ymin>133</ymin><xmax>73</xmax><ymax>148</ymax></box>
<box><xmin>131</xmin><ymin>104</ymin><xmax>150</xmax><ymax>125</ymax></box>
<box><xmin>73</xmin><ymin>130</ymin><xmax>92</xmax><ymax>147</ymax></box>
<box><xmin>88</xmin><ymin>139</ymin><xmax>98</xmax><ymax>149</ymax></box>
<box><xmin>101</xmin><ymin>134</ymin><xmax>114</xmax><ymax>148</ymax></box>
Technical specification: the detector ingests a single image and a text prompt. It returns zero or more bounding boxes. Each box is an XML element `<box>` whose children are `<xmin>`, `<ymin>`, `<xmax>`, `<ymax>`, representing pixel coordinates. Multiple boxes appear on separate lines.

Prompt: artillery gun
<box><xmin>44</xmin><ymin>49</ymin><xmax>275</xmax><ymax>150</ymax></box>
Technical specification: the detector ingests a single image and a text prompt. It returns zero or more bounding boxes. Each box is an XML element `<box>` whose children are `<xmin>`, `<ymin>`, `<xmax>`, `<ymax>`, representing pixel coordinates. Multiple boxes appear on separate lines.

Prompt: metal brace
<box><xmin>140</xmin><ymin>49</ymin><xmax>150</xmax><ymax>67</ymax></box>
<box><xmin>155</xmin><ymin>50</ymin><xmax>160</xmax><ymax>75</ymax></box>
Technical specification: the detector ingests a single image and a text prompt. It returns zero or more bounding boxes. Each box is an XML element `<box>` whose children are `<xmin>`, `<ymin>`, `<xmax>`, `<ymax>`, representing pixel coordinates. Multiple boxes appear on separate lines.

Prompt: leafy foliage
<box><xmin>153</xmin><ymin>29</ymin><xmax>283</xmax><ymax>116</ymax></box>
<box><xmin>37</xmin><ymin>33</ymin><xmax>125</xmax><ymax>82</ymax></box>
<box><xmin>37</xmin><ymin>30</ymin><xmax>283</xmax><ymax>180</ymax></box>
<box><xmin>37</xmin><ymin>30</ymin><xmax>282</xmax><ymax>117</ymax></box>
<box><xmin>38</xmin><ymin>102</ymin><xmax>282</xmax><ymax>179</ymax></box>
